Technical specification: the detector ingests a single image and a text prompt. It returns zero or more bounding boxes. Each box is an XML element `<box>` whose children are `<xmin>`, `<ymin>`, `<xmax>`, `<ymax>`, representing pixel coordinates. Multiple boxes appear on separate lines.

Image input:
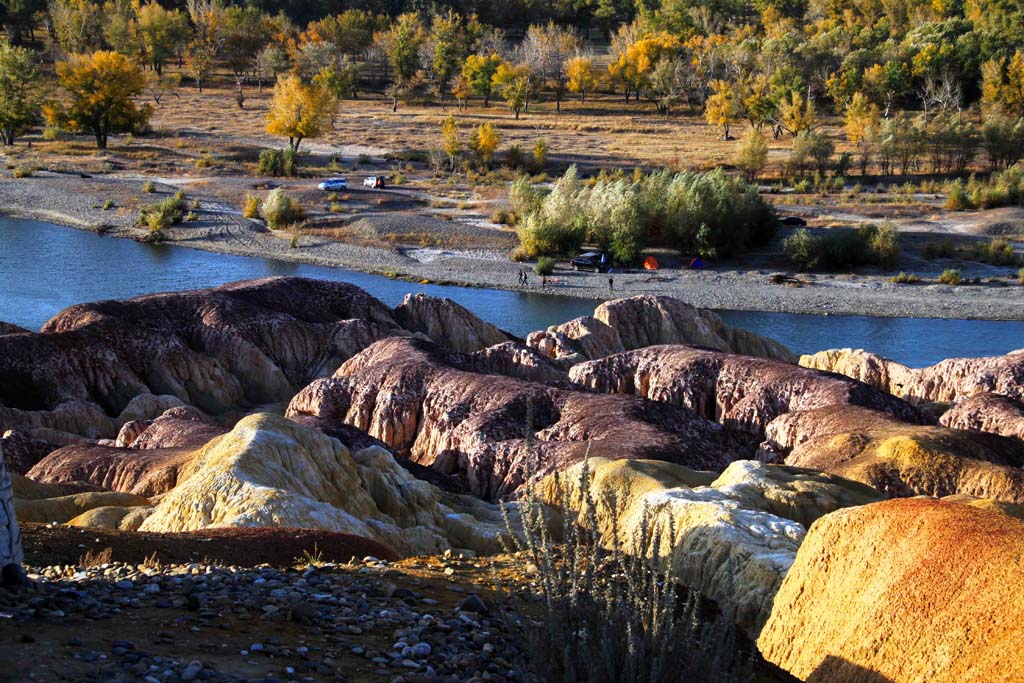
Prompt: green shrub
<box><xmin>242</xmin><ymin>194</ymin><xmax>261</xmax><ymax>219</ymax></box>
<box><xmin>357</xmin><ymin>153</ymin><xmax>372</xmax><ymax>165</ymax></box>
<box><xmin>782</xmin><ymin>229</ymin><xmax>820</xmax><ymax>270</ymax></box>
<box><xmin>944</xmin><ymin>180</ymin><xmax>970</xmax><ymax>210</ymax></box>
<box><xmin>535</xmin><ymin>256</ymin><xmax>556</xmax><ymax>276</ymax></box>
<box><xmin>505</xmin><ymin>145</ymin><xmax>526</xmax><ymax>170</ymax></box>
<box><xmin>490</xmin><ymin>208</ymin><xmax>513</xmax><ymax>225</ymax></box>
<box><xmin>391</xmin><ymin>170</ymin><xmax>406</xmax><ymax>185</ymax></box>
<box><xmin>194</xmin><ymin>153</ymin><xmax>217</xmax><ymax>169</ymax></box>
<box><xmin>257</xmin><ymin>148</ymin><xmax>299</xmax><ymax>177</ymax></box>
<box><xmin>940</xmin><ymin>268</ymin><xmax>962</xmax><ymax>285</ymax></box>
<box><xmin>329</xmin><ymin>202</ymin><xmax>344</xmax><ymax>213</ymax></box>
<box><xmin>102</xmin><ymin>199</ymin><xmax>115</xmax><ymax>210</ymax></box>
<box><xmin>784</xmin><ymin>223</ymin><xmax>900</xmax><ymax>271</ymax></box>
<box><xmin>261</xmin><ymin>188</ymin><xmax>304</xmax><ymax>229</ymax></box>
<box><xmin>891</xmin><ymin>271</ymin><xmax>921</xmax><ymax>284</ymax></box>
<box><xmin>142</xmin><ymin>181</ymin><xmax>156</xmax><ymax>193</ymax></box>
<box><xmin>12</xmin><ymin>165</ymin><xmax>34</xmax><ymax>178</ymax></box>
<box><xmin>514</xmin><ymin>166</ymin><xmax>774</xmax><ymax>263</ymax></box>
<box><xmin>971</xmin><ymin>238</ymin><xmax>1020</xmax><ymax>266</ymax></box>
<box><xmin>862</xmin><ymin>222</ymin><xmax>900</xmax><ymax>268</ymax></box>
<box><xmin>185</xmin><ymin>211</ymin><xmax>198</xmax><ymax>222</ymax></box>
<box><xmin>137</xmin><ymin>194</ymin><xmax>187</xmax><ymax>234</ymax></box>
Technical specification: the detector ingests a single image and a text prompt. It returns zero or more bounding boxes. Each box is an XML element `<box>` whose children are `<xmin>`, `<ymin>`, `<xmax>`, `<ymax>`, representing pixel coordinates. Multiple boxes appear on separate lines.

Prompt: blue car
<box><xmin>317</xmin><ymin>178</ymin><xmax>348</xmax><ymax>191</ymax></box>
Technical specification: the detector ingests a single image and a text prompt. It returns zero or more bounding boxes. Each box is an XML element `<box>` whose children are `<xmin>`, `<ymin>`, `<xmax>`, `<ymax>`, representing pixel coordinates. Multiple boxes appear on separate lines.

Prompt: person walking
<box><xmin>608</xmin><ymin>276</ymin><xmax>614</xmax><ymax>292</ymax></box>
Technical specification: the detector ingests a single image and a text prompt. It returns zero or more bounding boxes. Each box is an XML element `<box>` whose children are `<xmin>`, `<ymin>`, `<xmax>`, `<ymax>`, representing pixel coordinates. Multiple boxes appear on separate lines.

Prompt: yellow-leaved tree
<box><xmin>844</xmin><ymin>91</ymin><xmax>880</xmax><ymax>145</ymax></box>
<box><xmin>473</xmin><ymin>122</ymin><xmax>501</xmax><ymax>167</ymax></box>
<box><xmin>441</xmin><ymin>115</ymin><xmax>460</xmax><ymax>171</ymax></box>
<box><xmin>566</xmin><ymin>55</ymin><xmax>596</xmax><ymax>103</ymax></box>
<box><xmin>51</xmin><ymin>51</ymin><xmax>152</xmax><ymax>149</ymax></box>
<box><xmin>265</xmin><ymin>74</ymin><xmax>335</xmax><ymax>152</ymax></box>
<box><xmin>704</xmin><ymin>79</ymin><xmax>741</xmax><ymax>139</ymax></box>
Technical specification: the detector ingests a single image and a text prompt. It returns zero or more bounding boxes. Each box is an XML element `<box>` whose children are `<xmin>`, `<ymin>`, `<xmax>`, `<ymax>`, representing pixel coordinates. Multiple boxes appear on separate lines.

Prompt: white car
<box><xmin>317</xmin><ymin>178</ymin><xmax>348</xmax><ymax>191</ymax></box>
<box><xmin>364</xmin><ymin>176</ymin><xmax>386</xmax><ymax>189</ymax></box>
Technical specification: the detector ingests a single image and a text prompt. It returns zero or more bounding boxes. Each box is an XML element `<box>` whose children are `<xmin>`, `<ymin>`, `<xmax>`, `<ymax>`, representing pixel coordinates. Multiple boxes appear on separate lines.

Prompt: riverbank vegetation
<box><xmin>784</xmin><ymin>223</ymin><xmax>900</xmax><ymax>272</ymax></box>
<box><xmin>512</xmin><ymin>166</ymin><xmax>775</xmax><ymax>263</ymax></box>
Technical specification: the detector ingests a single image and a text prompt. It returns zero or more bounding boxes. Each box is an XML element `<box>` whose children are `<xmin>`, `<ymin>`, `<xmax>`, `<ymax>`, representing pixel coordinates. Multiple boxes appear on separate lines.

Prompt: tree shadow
<box><xmin>806</xmin><ymin>656</ymin><xmax>895</xmax><ymax>683</ymax></box>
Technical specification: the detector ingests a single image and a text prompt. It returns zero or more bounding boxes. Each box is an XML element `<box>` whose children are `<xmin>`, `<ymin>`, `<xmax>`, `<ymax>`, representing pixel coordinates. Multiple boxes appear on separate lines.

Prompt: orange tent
<box><xmin>643</xmin><ymin>255</ymin><xmax>660</xmax><ymax>270</ymax></box>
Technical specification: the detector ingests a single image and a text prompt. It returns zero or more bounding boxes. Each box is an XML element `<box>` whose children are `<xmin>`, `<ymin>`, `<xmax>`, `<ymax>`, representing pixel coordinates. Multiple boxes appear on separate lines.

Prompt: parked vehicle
<box><xmin>364</xmin><ymin>176</ymin><xmax>386</xmax><ymax>189</ymax></box>
<box><xmin>317</xmin><ymin>178</ymin><xmax>348</xmax><ymax>191</ymax></box>
<box><xmin>571</xmin><ymin>251</ymin><xmax>611</xmax><ymax>272</ymax></box>
<box><xmin>780</xmin><ymin>216</ymin><xmax>807</xmax><ymax>226</ymax></box>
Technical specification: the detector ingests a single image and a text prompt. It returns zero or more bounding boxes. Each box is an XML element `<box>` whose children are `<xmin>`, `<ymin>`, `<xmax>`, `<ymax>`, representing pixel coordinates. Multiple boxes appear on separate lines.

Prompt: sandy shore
<box><xmin>3</xmin><ymin>173</ymin><xmax>1024</xmax><ymax>321</ymax></box>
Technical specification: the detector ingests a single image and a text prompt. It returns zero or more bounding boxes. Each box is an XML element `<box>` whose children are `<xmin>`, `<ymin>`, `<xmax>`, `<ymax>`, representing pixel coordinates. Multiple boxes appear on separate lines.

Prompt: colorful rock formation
<box><xmin>758</xmin><ymin>499</ymin><xmax>1024</xmax><ymax>683</ymax></box>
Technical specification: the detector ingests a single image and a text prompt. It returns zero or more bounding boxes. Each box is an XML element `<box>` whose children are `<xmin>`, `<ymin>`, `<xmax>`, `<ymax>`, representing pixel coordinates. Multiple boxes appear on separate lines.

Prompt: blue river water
<box><xmin>2</xmin><ymin>216</ymin><xmax>1023</xmax><ymax>367</ymax></box>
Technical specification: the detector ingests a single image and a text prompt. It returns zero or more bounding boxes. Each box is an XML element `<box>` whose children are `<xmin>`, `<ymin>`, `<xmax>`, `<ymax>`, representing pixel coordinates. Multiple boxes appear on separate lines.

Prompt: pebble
<box><xmin>7</xmin><ymin>559</ymin><xmax>535</xmax><ymax>683</ymax></box>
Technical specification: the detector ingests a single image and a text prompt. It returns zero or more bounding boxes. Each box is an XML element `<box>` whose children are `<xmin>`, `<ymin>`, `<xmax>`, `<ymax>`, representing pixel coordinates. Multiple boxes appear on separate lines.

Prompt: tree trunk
<box><xmin>392</xmin><ymin>96</ymin><xmax>398</xmax><ymax>113</ymax></box>
<box><xmin>95</xmin><ymin>130</ymin><xmax>107</xmax><ymax>149</ymax></box>
<box><xmin>0</xmin><ymin>443</ymin><xmax>23</xmax><ymax>571</ymax></box>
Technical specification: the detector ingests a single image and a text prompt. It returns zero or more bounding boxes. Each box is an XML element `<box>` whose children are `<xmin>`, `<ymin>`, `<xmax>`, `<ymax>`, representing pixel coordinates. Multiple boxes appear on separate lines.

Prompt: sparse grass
<box><xmin>502</xmin><ymin>452</ymin><xmax>757</xmax><ymax>683</ymax></box>
<box><xmin>295</xmin><ymin>544</ymin><xmax>325</xmax><ymax>569</ymax></box>
<box><xmin>186</xmin><ymin>211</ymin><xmax>199</xmax><ymax>221</ymax></box>
<box><xmin>940</xmin><ymin>268</ymin><xmax>963</xmax><ymax>285</ymax></box>
<box><xmin>102</xmin><ymin>199</ymin><xmax>115</xmax><ymax>210</ymax></box>
<box><xmin>78</xmin><ymin>547</ymin><xmax>113</xmax><ymax>568</ymax></box>
<box><xmin>142</xmin><ymin>180</ymin><xmax>156</xmax><ymax>193</ymax></box>
<box><xmin>12</xmin><ymin>165</ymin><xmax>36</xmax><ymax>178</ymax></box>
<box><xmin>329</xmin><ymin>202</ymin><xmax>344</xmax><ymax>213</ymax></box>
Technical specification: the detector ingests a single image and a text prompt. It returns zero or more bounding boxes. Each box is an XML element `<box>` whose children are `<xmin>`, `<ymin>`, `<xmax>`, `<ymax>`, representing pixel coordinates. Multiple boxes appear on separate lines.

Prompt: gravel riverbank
<box><xmin>3</xmin><ymin>174</ymin><xmax>1024</xmax><ymax>321</ymax></box>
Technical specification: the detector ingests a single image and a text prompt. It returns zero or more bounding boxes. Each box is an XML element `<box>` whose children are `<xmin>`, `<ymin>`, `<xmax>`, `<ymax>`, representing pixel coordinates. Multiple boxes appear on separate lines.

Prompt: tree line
<box><xmin>1</xmin><ymin>0</ymin><xmax>1023</xmax><ymax>171</ymax></box>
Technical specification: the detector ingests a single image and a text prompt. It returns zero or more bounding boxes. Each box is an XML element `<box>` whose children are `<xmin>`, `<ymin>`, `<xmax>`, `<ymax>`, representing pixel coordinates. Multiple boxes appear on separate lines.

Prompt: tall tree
<box><xmin>566</xmin><ymin>54</ymin><xmax>596</xmax><ymax>103</ymax></box>
<box><xmin>51</xmin><ymin>51</ymin><xmax>152</xmax><ymax>149</ymax></box>
<box><xmin>462</xmin><ymin>53</ymin><xmax>503</xmax><ymax>107</ymax></box>
<box><xmin>493</xmin><ymin>62</ymin><xmax>534</xmax><ymax>119</ymax></box>
<box><xmin>265</xmin><ymin>74</ymin><xmax>334</xmax><ymax>152</ymax></box>
<box><xmin>429</xmin><ymin>10</ymin><xmax>480</xmax><ymax>108</ymax></box>
<box><xmin>521</xmin><ymin>21</ymin><xmax>580</xmax><ymax>113</ymax></box>
<box><xmin>0</xmin><ymin>38</ymin><xmax>39</xmax><ymax>145</ymax></box>
<box><xmin>136</xmin><ymin>1</ymin><xmax>190</xmax><ymax>76</ymax></box>
<box><xmin>375</xmin><ymin>12</ymin><xmax>424</xmax><ymax>112</ymax></box>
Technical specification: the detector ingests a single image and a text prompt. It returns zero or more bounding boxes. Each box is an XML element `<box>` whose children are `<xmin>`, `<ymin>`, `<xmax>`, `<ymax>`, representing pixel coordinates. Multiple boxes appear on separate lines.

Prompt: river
<box><xmin>2</xmin><ymin>216</ymin><xmax>1022</xmax><ymax>367</ymax></box>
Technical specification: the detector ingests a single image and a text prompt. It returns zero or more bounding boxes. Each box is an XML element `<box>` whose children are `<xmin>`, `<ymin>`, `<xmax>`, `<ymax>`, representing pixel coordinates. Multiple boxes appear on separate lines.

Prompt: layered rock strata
<box><xmin>287</xmin><ymin>337</ymin><xmax>750</xmax><ymax>500</ymax></box>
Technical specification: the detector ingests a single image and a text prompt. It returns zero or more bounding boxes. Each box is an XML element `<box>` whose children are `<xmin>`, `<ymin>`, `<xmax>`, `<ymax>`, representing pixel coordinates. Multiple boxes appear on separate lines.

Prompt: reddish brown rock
<box><xmin>594</xmin><ymin>296</ymin><xmax>796</xmax><ymax>362</ymax></box>
<box><xmin>287</xmin><ymin>336</ymin><xmax>750</xmax><ymax>500</ymax></box>
<box><xmin>526</xmin><ymin>316</ymin><xmax>625</xmax><ymax>368</ymax></box>
<box><xmin>570</xmin><ymin>346</ymin><xmax>918</xmax><ymax>439</ymax></box>
<box><xmin>762</xmin><ymin>405</ymin><xmax>1024</xmax><ymax>503</ymax></box>
<box><xmin>394</xmin><ymin>293</ymin><xmax>512</xmax><ymax>354</ymax></box>
<box><xmin>940</xmin><ymin>392</ymin><xmax>1024</xmax><ymax>440</ymax></box>
<box><xmin>27</xmin><ymin>444</ymin><xmax>197</xmax><ymax>498</ymax></box>
<box><xmin>758</xmin><ymin>499</ymin><xmax>1024</xmax><ymax>683</ymax></box>
<box><xmin>0</xmin><ymin>278</ymin><xmax>401</xmax><ymax>438</ymax></box>
<box><xmin>124</xmin><ymin>407</ymin><xmax>226</xmax><ymax>450</ymax></box>
<box><xmin>802</xmin><ymin>347</ymin><xmax>1024</xmax><ymax>404</ymax></box>
<box><xmin>0</xmin><ymin>430</ymin><xmax>57</xmax><ymax>475</ymax></box>
<box><xmin>0</xmin><ymin>322</ymin><xmax>29</xmax><ymax>335</ymax></box>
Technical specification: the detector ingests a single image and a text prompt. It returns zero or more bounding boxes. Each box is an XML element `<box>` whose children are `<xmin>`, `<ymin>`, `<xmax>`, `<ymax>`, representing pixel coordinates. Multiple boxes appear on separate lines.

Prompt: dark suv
<box><xmin>571</xmin><ymin>251</ymin><xmax>611</xmax><ymax>272</ymax></box>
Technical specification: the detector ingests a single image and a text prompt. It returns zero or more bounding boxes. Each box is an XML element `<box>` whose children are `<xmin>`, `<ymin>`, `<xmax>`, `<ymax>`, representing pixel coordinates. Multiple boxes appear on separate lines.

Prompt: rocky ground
<box><xmin>3</xmin><ymin>525</ymin><xmax>538</xmax><ymax>683</ymax></box>
<box><xmin>3</xmin><ymin>174</ymin><xmax>1024</xmax><ymax>320</ymax></box>
<box><xmin>4</xmin><ymin>280</ymin><xmax>1024</xmax><ymax>683</ymax></box>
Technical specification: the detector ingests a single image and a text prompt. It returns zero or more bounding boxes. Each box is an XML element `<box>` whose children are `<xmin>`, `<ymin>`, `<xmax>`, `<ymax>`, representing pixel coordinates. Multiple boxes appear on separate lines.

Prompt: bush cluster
<box><xmin>258</xmin><ymin>148</ymin><xmax>299</xmax><ymax>177</ymax></box>
<box><xmin>783</xmin><ymin>223</ymin><xmax>900</xmax><ymax>271</ymax></box>
<box><xmin>944</xmin><ymin>165</ymin><xmax>1024</xmax><ymax>210</ymax></box>
<box><xmin>261</xmin><ymin>188</ymin><xmax>304</xmax><ymax>229</ymax></box>
<box><xmin>515</xmin><ymin>166</ymin><xmax>775</xmax><ymax>264</ymax></box>
<box><xmin>940</xmin><ymin>268</ymin><xmax>963</xmax><ymax>285</ymax></box>
<box><xmin>138</xmin><ymin>192</ymin><xmax>187</xmax><ymax>236</ymax></box>
<box><xmin>970</xmin><ymin>238</ymin><xmax>1021</xmax><ymax>266</ymax></box>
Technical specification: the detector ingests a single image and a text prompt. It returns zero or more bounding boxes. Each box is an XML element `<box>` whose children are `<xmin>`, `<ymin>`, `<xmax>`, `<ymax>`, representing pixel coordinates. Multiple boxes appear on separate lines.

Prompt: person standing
<box><xmin>608</xmin><ymin>276</ymin><xmax>614</xmax><ymax>291</ymax></box>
